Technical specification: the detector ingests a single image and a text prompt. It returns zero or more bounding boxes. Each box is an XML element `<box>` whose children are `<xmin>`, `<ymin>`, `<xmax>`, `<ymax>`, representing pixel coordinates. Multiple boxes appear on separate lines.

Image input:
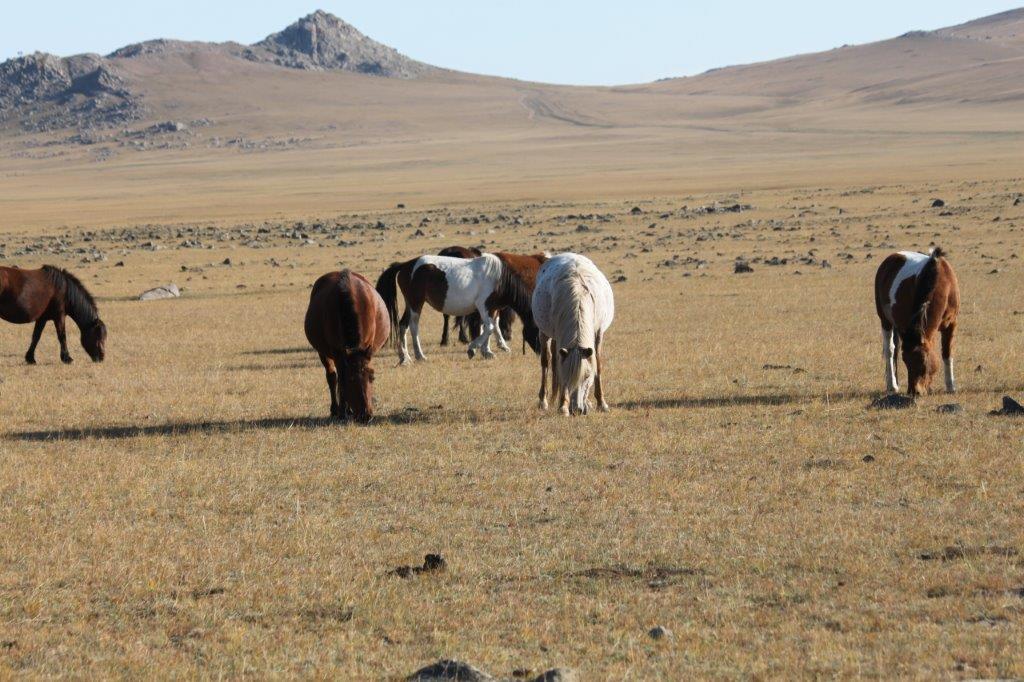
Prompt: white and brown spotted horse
<box><xmin>874</xmin><ymin>247</ymin><xmax>960</xmax><ymax>396</ymax></box>
<box><xmin>436</xmin><ymin>246</ymin><xmax>516</xmax><ymax>347</ymax></box>
<box><xmin>376</xmin><ymin>252</ymin><xmax>544</xmax><ymax>364</ymax></box>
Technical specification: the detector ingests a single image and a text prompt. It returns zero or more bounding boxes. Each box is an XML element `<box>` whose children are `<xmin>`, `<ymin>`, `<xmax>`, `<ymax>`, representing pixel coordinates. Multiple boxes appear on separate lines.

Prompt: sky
<box><xmin>1</xmin><ymin>1</ymin><xmax>1022</xmax><ymax>85</ymax></box>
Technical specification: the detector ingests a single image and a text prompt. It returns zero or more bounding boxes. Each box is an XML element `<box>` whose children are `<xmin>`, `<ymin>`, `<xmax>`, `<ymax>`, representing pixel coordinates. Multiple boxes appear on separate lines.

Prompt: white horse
<box><xmin>376</xmin><ymin>252</ymin><xmax>545</xmax><ymax>364</ymax></box>
<box><xmin>531</xmin><ymin>253</ymin><xmax>615</xmax><ymax>415</ymax></box>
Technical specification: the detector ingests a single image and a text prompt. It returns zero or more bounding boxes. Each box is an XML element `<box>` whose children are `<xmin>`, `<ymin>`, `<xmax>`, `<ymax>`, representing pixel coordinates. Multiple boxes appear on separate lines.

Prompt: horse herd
<box><xmin>0</xmin><ymin>245</ymin><xmax>960</xmax><ymax>424</ymax></box>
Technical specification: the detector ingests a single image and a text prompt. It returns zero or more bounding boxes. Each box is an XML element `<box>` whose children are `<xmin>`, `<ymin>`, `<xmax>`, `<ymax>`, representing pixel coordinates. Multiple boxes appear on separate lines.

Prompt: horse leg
<box><xmin>595</xmin><ymin>334</ymin><xmax>610</xmax><ymax>412</ymax></box>
<box><xmin>54</xmin><ymin>315</ymin><xmax>72</xmax><ymax>363</ymax></box>
<box><xmin>492</xmin><ymin>310</ymin><xmax>512</xmax><ymax>353</ymax></box>
<box><xmin>398</xmin><ymin>308</ymin><xmax>412</xmax><ymax>365</ymax></box>
<box><xmin>882</xmin><ymin>325</ymin><xmax>898</xmax><ymax>393</ymax></box>
<box><xmin>25</xmin><ymin>319</ymin><xmax>46</xmax><ymax>365</ymax></box>
<box><xmin>440</xmin><ymin>315</ymin><xmax>451</xmax><ymax>347</ymax></box>
<box><xmin>457</xmin><ymin>316</ymin><xmax>470</xmax><ymax>344</ymax></box>
<box><xmin>538</xmin><ymin>333</ymin><xmax>550</xmax><ymax>410</ymax></box>
<box><xmin>409</xmin><ymin>309</ymin><xmax>427</xmax><ymax>361</ymax></box>
<box><xmin>941</xmin><ymin>322</ymin><xmax>957</xmax><ymax>393</ymax></box>
<box><xmin>467</xmin><ymin>303</ymin><xmax>496</xmax><ymax>359</ymax></box>
<box><xmin>321</xmin><ymin>355</ymin><xmax>341</xmax><ymax>419</ymax></box>
<box><xmin>553</xmin><ymin>349</ymin><xmax>568</xmax><ymax>415</ymax></box>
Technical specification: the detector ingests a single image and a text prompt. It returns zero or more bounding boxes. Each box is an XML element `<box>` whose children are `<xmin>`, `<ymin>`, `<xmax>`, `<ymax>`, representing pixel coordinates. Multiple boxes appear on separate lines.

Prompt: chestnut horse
<box><xmin>0</xmin><ymin>265</ymin><xmax>107</xmax><ymax>364</ymax></box>
<box><xmin>376</xmin><ymin>252</ymin><xmax>544</xmax><ymax>364</ymax></box>
<box><xmin>304</xmin><ymin>269</ymin><xmax>390</xmax><ymax>423</ymax></box>
<box><xmin>874</xmin><ymin>247</ymin><xmax>960</xmax><ymax>395</ymax></box>
<box><xmin>532</xmin><ymin>253</ymin><xmax>615</xmax><ymax>415</ymax></box>
<box><xmin>436</xmin><ymin>246</ymin><xmax>515</xmax><ymax>347</ymax></box>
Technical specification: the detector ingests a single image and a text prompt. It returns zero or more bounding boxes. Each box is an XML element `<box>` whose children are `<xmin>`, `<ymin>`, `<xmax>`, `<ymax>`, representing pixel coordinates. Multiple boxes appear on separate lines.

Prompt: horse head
<box><xmin>558</xmin><ymin>345</ymin><xmax>596</xmax><ymax>415</ymax></box>
<box><xmin>901</xmin><ymin>327</ymin><xmax>939</xmax><ymax>396</ymax></box>
<box><xmin>341</xmin><ymin>349</ymin><xmax>376</xmax><ymax>423</ymax></box>
<box><xmin>81</xmin><ymin>319</ymin><xmax>107</xmax><ymax>362</ymax></box>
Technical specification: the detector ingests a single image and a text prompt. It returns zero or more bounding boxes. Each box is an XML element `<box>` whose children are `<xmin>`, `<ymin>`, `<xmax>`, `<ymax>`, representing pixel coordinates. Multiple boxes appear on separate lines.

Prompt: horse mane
<box><xmin>337</xmin><ymin>270</ymin><xmax>362</xmax><ymax>351</ymax></box>
<box><xmin>909</xmin><ymin>247</ymin><xmax>946</xmax><ymax>332</ymax></box>
<box><xmin>42</xmin><ymin>265</ymin><xmax>99</xmax><ymax>326</ymax></box>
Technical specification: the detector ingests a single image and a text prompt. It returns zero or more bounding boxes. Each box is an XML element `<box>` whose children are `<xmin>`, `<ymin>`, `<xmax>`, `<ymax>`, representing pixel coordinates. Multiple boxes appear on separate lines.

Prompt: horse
<box><xmin>874</xmin><ymin>247</ymin><xmax>960</xmax><ymax>396</ymax></box>
<box><xmin>0</xmin><ymin>265</ymin><xmax>107</xmax><ymax>364</ymax></box>
<box><xmin>376</xmin><ymin>251</ymin><xmax>545</xmax><ymax>364</ymax></box>
<box><xmin>532</xmin><ymin>253</ymin><xmax>614</xmax><ymax>415</ymax></box>
<box><xmin>304</xmin><ymin>269</ymin><xmax>391</xmax><ymax>423</ymax></box>
<box><xmin>436</xmin><ymin>246</ymin><xmax>516</xmax><ymax>348</ymax></box>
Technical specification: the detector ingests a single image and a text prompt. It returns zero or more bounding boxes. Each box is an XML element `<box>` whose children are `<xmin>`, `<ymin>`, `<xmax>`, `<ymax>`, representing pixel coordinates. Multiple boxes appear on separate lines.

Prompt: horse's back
<box><xmin>533</xmin><ymin>253</ymin><xmax>614</xmax><ymax>337</ymax></box>
<box><xmin>305</xmin><ymin>270</ymin><xmax>390</xmax><ymax>355</ymax></box>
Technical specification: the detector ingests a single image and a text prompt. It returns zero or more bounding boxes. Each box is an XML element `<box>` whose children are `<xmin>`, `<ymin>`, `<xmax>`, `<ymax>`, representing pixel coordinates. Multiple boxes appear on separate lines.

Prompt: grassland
<box><xmin>1</xmin><ymin>178</ymin><xmax>1022</xmax><ymax>678</ymax></box>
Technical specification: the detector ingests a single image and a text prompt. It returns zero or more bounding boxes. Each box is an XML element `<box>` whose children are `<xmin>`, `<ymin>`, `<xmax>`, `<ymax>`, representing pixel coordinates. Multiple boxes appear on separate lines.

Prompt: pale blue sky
<box><xmin>2</xmin><ymin>2</ymin><xmax>1021</xmax><ymax>85</ymax></box>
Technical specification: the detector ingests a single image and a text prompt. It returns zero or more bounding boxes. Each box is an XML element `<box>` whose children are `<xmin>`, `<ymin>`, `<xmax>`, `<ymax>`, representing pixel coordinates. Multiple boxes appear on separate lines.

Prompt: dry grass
<box><xmin>1</xmin><ymin>179</ymin><xmax>1023</xmax><ymax>678</ymax></box>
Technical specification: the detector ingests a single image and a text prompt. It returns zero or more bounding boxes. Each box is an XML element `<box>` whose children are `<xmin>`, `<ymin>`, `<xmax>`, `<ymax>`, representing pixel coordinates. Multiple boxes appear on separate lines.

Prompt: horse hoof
<box><xmin>467</xmin><ymin>348</ymin><xmax>476</xmax><ymax>359</ymax></box>
<box><xmin>599</xmin><ymin>402</ymin><xmax>611</xmax><ymax>413</ymax></box>
<box><xmin>25</xmin><ymin>357</ymin><xmax>36</xmax><ymax>365</ymax></box>
<box><xmin>415</xmin><ymin>355</ymin><xmax>428</xmax><ymax>362</ymax></box>
<box><xmin>538</xmin><ymin>399</ymin><xmax>548</xmax><ymax>411</ymax></box>
<box><xmin>559</xmin><ymin>406</ymin><xmax>570</xmax><ymax>416</ymax></box>
<box><xmin>61</xmin><ymin>356</ymin><xmax>73</xmax><ymax>364</ymax></box>
<box><xmin>482</xmin><ymin>352</ymin><xmax>496</xmax><ymax>360</ymax></box>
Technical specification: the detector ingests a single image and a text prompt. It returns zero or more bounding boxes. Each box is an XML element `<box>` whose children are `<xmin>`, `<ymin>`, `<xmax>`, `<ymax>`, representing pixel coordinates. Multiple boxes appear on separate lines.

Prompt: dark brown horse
<box><xmin>436</xmin><ymin>246</ymin><xmax>515</xmax><ymax>347</ymax></box>
<box><xmin>376</xmin><ymin>251</ymin><xmax>544</xmax><ymax>364</ymax></box>
<box><xmin>304</xmin><ymin>269</ymin><xmax>391</xmax><ymax>423</ymax></box>
<box><xmin>0</xmin><ymin>265</ymin><xmax>107</xmax><ymax>364</ymax></box>
<box><xmin>874</xmin><ymin>247</ymin><xmax>960</xmax><ymax>396</ymax></box>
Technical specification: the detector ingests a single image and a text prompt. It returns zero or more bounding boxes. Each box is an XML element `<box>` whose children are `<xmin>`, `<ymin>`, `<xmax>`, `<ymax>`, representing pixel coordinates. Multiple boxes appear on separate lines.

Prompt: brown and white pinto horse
<box><xmin>436</xmin><ymin>246</ymin><xmax>515</xmax><ymax>347</ymax></box>
<box><xmin>376</xmin><ymin>251</ymin><xmax>544</xmax><ymax>364</ymax></box>
<box><xmin>874</xmin><ymin>247</ymin><xmax>960</xmax><ymax>396</ymax></box>
<box><xmin>0</xmin><ymin>265</ymin><xmax>107</xmax><ymax>364</ymax></box>
<box><xmin>304</xmin><ymin>269</ymin><xmax>391</xmax><ymax>423</ymax></box>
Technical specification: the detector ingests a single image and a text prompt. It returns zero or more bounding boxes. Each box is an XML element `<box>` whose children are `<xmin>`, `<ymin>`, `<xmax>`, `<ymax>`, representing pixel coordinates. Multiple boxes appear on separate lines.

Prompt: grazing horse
<box><xmin>874</xmin><ymin>247</ymin><xmax>960</xmax><ymax>396</ymax></box>
<box><xmin>376</xmin><ymin>252</ymin><xmax>545</xmax><ymax>364</ymax></box>
<box><xmin>0</xmin><ymin>265</ymin><xmax>107</xmax><ymax>364</ymax></box>
<box><xmin>436</xmin><ymin>246</ymin><xmax>515</xmax><ymax>347</ymax></box>
<box><xmin>532</xmin><ymin>253</ymin><xmax>614</xmax><ymax>415</ymax></box>
<box><xmin>304</xmin><ymin>269</ymin><xmax>391</xmax><ymax>423</ymax></box>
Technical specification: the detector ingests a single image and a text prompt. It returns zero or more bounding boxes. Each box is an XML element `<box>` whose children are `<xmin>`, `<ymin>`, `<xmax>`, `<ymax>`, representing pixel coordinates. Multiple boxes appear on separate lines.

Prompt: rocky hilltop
<box><xmin>0</xmin><ymin>11</ymin><xmax>431</xmax><ymax>135</ymax></box>
<box><xmin>0</xmin><ymin>52</ymin><xmax>143</xmax><ymax>132</ymax></box>
<box><xmin>246</xmin><ymin>10</ymin><xmax>431</xmax><ymax>77</ymax></box>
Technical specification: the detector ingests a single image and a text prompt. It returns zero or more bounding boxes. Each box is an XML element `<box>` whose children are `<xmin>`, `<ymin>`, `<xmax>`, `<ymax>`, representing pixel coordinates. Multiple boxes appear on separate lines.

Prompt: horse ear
<box><xmin>559</xmin><ymin>348</ymin><xmax>569</xmax><ymax>359</ymax></box>
<box><xmin>580</xmin><ymin>347</ymin><xmax>594</xmax><ymax>359</ymax></box>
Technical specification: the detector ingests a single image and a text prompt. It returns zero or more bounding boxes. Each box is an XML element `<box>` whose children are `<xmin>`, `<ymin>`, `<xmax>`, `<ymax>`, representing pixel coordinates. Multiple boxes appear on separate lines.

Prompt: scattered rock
<box><xmin>862</xmin><ymin>455</ymin><xmax>876</xmax><ymax>463</ymax></box>
<box><xmin>1015</xmin><ymin>197</ymin><xmax>1022</xmax><ymax>206</ymax></box>
<box><xmin>931</xmin><ymin>199</ymin><xmax>946</xmax><ymax>208</ymax></box>
<box><xmin>397</xmin><ymin>203</ymin><xmax>406</xmax><ymax>209</ymax></box>
<box><xmin>406</xmin><ymin>660</ymin><xmax>493</xmax><ymax>681</ymax></box>
<box><xmin>388</xmin><ymin>553</ymin><xmax>446</xmax><ymax>578</ymax></box>
<box><xmin>613</xmin><ymin>275</ymin><xmax>627</xmax><ymax>283</ymax></box>
<box><xmin>936</xmin><ymin>403</ymin><xmax>963</xmax><ymax>414</ymax></box>
<box><xmin>991</xmin><ymin>396</ymin><xmax>1024</xmax><ymax>416</ymax></box>
<box><xmin>222</xmin><ymin>257</ymin><xmax>232</xmax><ymax>265</ymax></box>
<box><xmin>575</xmin><ymin>224</ymin><xmax>590</xmax><ymax>232</ymax></box>
<box><xmin>138</xmin><ymin>284</ymin><xmax>181</xmax><ymax>301</ymax></box>
<box><xmin>734</xmin><ymin>260</ymin><xmax>753</xmax><ymax>274</ymax></box>
<box><xmin>630</xmin><ymin>206</ymin><xmax>643</xmax><ymax>215</ymax></box>
<box><xmin>869</xmin><ymin>394</ymin><xmax>915</xmax><ymax>410</ymax></box>
<box><xmin>528</xmin><ymin>670</ymin><xmax>577</xmax><ymax>682</ymax></box>
<box><xmin>648</xmin><ymin>625</ymin><xmax>672</xmax><ymax>640</ymax></box>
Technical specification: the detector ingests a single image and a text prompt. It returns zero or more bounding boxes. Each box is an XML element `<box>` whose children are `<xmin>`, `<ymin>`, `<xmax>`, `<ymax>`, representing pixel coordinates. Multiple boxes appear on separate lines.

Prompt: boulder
<box><xmin>138</xmin><ymin>284</ymin><xmax>180</xmax><ymax>301</ymax></box>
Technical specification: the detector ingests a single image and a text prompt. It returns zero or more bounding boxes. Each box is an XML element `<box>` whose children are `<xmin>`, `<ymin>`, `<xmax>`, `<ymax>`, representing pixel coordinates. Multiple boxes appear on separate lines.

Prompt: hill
<box><xmin>1</xmin><ymin>9</ymin><xmax>1023</xmax><ymax>230</ymax></box>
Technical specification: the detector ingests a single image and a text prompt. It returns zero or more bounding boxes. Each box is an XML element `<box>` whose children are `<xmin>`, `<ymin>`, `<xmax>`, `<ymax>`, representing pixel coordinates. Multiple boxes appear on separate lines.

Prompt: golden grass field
<box><xmin>2</xmin><ymin>177</ymin><xmax>1023</xmax><ymax>678</ymax></box>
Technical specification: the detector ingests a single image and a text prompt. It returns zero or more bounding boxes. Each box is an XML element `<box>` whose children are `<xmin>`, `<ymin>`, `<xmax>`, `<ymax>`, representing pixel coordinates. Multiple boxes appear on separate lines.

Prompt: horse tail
<box><xmin>375</xmin><ymin>261</ymin><xmax>405</xmax><ymax>347</ymax></box>
<box><xmin>910</xmin><ymin>247</ymin><xmax>945</xmax><ymax>332</ymax></box>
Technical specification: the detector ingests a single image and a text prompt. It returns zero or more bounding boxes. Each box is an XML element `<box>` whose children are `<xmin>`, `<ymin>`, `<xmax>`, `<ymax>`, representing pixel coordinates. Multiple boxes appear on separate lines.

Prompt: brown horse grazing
<box><xmin>376</xmin><ymin>251</ymin><xmax>544</xmax><ymax>364</ymax></box>
<box><xmin>874</xmin><ymin>247</ymin><xmax>960</xmax><ymax>396</ymax></box>
<box><xmin>0</xmin><ymin>265</ymin><xmax>107</xmax><ymax>364</ymax></box>
<box><xmin>436</xmin><ymin>246</ymin><xmax>515</xmax><ymax>347</ymax></box>
<box><xmin>304</xmin><ymin>269</ymin><xmax>391</xmax><ymax>423</ymax></box>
